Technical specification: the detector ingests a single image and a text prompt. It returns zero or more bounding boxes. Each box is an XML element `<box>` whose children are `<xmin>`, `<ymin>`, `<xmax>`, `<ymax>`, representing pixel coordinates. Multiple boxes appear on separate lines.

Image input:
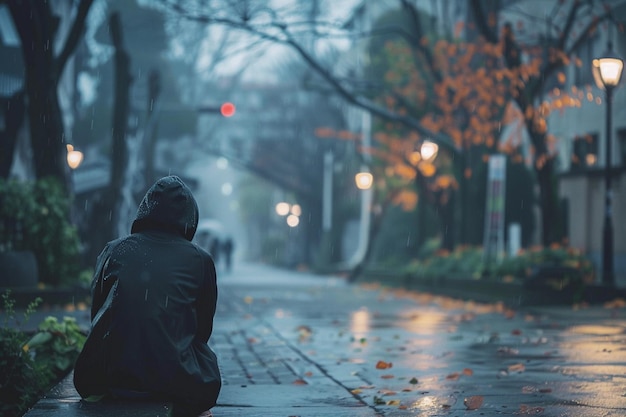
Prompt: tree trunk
<box><xmin>536</xmin><ymin>157</ymin><xmax>560</xmax><ymax>246</ymax></box>
<box><xmin>83</xmin><ymin>12</ymin><xmax>132</xmax><ymax>265</ymax></box>
<box><xmin>144</xmin><ymin>69</ymin><xmax>161</xmax><ymax>187</ymax></box>
<box><xmin>106</xmin><ymin>11</ymin><xmax>132</xmax><ymax>238</ymax></box>
<box><xmin>527</xmin><ymin>125</ymin><xmax>560</xmax><ymax>246</ymax></box>
<box><xmin>8</xmin><ymin>0</ymin><xmax>93</xmax><ymax>189</ymax></box>
<box><xmin>0</xmin><ymin>92</ymin><xmax>25</xmax><ymax>178</ymax></box>
<box><xmin>9</xmin><ymin>2</ymin><xmax>68</xmax><ymax>188</ymax></box>
<box><xmin>438</xmin><ymin>189</ymin><xmax>456</xmax><ymax>252</ymax></box>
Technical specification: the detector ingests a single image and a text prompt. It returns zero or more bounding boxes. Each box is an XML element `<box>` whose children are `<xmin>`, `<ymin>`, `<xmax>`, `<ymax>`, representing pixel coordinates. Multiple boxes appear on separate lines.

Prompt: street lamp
<box><xmin>592</xmin><ymin>40</ymin><xmax>623</xmax><ymax>286</ymax></box>
<box><xmin>420</xmin><ymin>140</ymin><xmax>439</xmax><ymax>162</ymax></box>
<box><xmin>355</xmin><ymin>171</ymin><xmax>373</xmax><ymax>190</ymax></box>
<box><xmin>275</xmin><ymin>202</ymin><xmax>290</xmax><ymax>216</ymax></box>
<box><xmin>66</xmin><ymin>144</ymin><xmax>83</xmax><ymax>169</ymax></box>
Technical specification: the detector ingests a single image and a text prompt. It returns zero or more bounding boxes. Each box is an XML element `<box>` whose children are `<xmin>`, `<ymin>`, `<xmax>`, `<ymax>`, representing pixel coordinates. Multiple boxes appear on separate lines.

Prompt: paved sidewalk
<box><xmin>22</xmin><ymin>263</ymin><xmax>626</xmax><ymax>416</ymax></box>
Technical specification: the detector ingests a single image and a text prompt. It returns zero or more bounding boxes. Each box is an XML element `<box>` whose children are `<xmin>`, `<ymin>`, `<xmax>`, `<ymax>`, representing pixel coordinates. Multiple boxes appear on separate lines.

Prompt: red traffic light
<box><xmin>220</xmin><ymin>102</ymin><xmax>236</xmax><ymax>117</ymax></box>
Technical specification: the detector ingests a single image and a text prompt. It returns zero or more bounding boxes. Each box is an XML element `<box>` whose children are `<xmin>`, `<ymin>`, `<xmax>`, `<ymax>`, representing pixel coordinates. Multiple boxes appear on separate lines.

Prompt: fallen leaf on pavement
<box><xmin>296</xmin><ymin>325</ymin><xmax>312</xmax><ymax>342</ymax></box>
<box><xmin>519</xmin><ymin>404</ymin><xmax>544</xmax><ymax>414</ymax></box>
<box><xmin>508</xmin><ymin>363</ymin><xmax>526</xmax><ymax>373</ymax></box>
<box><xmin>446</xmin><ymin>372</ymin><xmax>460</xmax><ymax>380</ymax></box>
<box><xmin>292</xmin><ymin>379</ymin><xmax>308</xmax><ymax>385</ymax></box>
<box><xmin>464</xmin><ymin>395</ymin><xmax>484</xmax><ymax>410</ymax></box>
<box><xmin>462</xmin><ymin>368</ymin><xmax>473</xmax><ymax>376</ymax></box>
<box><xmin>376</xmin><ymin>360</ymin><xmax>393</xmax><ymax>369</ymax></box>
<box><xmin>381</xmin><ymin>374</ymin><xmax>395</xmax><ymax>379</ymax></box>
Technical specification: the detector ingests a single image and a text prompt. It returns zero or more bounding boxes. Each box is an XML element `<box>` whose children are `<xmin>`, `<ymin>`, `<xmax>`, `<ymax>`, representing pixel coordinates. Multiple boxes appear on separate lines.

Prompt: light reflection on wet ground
<box><xmin>220</xmin><ymin>265</ymin><xmax>626</xmax><ymax>416</ymax></box>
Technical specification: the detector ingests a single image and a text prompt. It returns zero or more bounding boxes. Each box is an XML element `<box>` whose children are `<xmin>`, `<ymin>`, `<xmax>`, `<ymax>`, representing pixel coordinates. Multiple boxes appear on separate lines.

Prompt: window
<box><xmin>573</xmin><ymin>36</ymin><xmax>595</xmax><ymax>87</ymax></box>
<box><xmin>571</xmin><ymin>133</ymin><xmax>598</xmax><ymax>171</ymax></box>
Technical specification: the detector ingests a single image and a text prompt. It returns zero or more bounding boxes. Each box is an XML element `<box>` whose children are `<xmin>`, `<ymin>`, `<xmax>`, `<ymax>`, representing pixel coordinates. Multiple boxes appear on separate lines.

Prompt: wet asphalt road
<box><xmin>17</xmin><ymin>262</ymin><xmax>626</xmax><ymax>416</ymax></box>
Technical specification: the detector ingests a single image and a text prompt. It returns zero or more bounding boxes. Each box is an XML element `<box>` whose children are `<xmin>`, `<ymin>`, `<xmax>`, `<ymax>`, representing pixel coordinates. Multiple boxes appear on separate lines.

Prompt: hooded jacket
<box><xmin>73</xmin><ymin>176</ymin><xmax>221</xmax><ymax>409</ymax></box>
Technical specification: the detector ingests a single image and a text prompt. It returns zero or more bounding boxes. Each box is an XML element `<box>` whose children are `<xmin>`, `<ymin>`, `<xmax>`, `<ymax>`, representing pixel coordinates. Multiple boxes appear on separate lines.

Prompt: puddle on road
<box><xmin>568</xmin><ymin>324</ymin><xmax>626</xmax><ymax>336</ymax></box>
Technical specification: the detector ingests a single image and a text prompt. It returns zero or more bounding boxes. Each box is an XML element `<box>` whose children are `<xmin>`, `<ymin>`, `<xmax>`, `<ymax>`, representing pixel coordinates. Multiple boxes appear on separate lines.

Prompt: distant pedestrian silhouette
<box><xmin>209</xmin><ymin>238</ymin><xmax>220</xmax><ymax>266</ymax></box>
<box><xmin>222</xmin><ymin>237</ymin><xmax>234</xmax><ymax>273</ymax></box>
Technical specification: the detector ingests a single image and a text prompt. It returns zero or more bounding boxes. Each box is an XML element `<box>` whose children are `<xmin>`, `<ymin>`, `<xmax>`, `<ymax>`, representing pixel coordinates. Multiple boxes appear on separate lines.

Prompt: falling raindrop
<box><xmin>145</xmin><ymin>289</ymin><xmax>149</xmax><ymax>301</ymax></box>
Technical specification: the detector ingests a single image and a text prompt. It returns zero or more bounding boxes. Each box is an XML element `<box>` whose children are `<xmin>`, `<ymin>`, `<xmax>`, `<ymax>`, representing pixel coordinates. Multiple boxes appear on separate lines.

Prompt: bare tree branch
<box><xmin>400</xmin><ymin>0</ymin><xmax>443</xmax><ymax>84</ymax></box>
<box><xmin>57</xmin><ymin>0</ymin><xmax>94</xmax><ymax>76</ymax></box>
<box><xmin>161</xmin><ymin>0</ymin><xmax>458</xmax><ymax>153</ymax></box>
<box><xmin>469</xmin><ymin>0</ymin><xmax>499</xmax><ymax>43</ymax></box>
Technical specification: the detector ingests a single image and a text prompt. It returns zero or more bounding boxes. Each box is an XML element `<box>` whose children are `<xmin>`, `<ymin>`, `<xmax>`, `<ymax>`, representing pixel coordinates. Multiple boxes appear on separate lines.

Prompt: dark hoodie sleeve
<box><xmin>195</xmin><ymin>253</ymin><xmax>218</xmax><ymax>344</ymax></box>
<box><xmin>90</xmin><ymin>243</ymin><xmax>116</xmax><ymax>320</ymax></box>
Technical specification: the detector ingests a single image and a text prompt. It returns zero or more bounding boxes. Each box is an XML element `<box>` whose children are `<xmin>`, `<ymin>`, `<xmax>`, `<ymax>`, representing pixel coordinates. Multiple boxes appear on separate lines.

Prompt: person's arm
<box><xmin>196</xmin><ymin>255</ymin><xmax>218</xmax><ymax>344</ymax></box>
<box><xmin>89</xmin><ymin>244</ymin><xmax>114</xmax><ymax>320</ymax></box>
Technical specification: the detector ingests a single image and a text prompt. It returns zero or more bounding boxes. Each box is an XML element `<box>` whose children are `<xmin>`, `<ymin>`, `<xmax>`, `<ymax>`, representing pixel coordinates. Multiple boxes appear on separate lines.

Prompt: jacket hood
<box><xmin>130</xmin><ymin>175</ymin><xmax>199</xmax><ymax>241</ymax></box>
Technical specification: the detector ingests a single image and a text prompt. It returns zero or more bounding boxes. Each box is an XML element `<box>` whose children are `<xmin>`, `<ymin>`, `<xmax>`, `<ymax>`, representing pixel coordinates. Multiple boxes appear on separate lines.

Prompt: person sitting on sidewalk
<box><xmin>73</xmin><ymin>175</ymin><xmax>221</xmax><ymax>417</ymax></box>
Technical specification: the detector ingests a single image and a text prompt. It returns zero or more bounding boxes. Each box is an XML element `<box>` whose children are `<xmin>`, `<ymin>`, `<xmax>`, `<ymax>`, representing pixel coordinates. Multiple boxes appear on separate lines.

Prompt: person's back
<box><xmin>73</xmin><ymin>176</ymin><xmax>221</xmax><ymax>417</ymax></box>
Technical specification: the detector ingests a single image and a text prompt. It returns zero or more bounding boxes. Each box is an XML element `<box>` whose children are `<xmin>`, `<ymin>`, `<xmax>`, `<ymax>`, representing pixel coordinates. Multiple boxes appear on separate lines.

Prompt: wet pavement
<box><xmin>19</xmin><ymin>263</ymin><xmax>626</xmax><ymax>416</ymax></box>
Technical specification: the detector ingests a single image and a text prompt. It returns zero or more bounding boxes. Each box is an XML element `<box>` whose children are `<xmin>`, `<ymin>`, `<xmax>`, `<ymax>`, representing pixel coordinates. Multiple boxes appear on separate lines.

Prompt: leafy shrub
<box><xmin>0</xmin><ymin>290</ymin><xmax>86</xmax><ymax>417</ymax></box>
<box><xmin>0</xmin><ymin>291</ymin><xmax>45</xmax><ymax>417</ymax></box>
<box><xmin>492</xmin><ymin>245</ymin><xmax>595</xmax><ymax>282</ymax></box>
<box><xmin>403</xmin><ymin>245</ymin><xmax>595</xmax><ymax>282</ymax></box>
<box><xmin>0</xmin><ymin>177</ymin><xmax>81</xmax><ymax>286</ymax></box>
<box><xmin>25</xmin><ymin>316</ymin><xmax>86</xmax><ymax>382</ymax></box>
<box><xmin>404</xmin><ymin>245</ymin><xmax>484</xmax><ymax>280</ymax></box>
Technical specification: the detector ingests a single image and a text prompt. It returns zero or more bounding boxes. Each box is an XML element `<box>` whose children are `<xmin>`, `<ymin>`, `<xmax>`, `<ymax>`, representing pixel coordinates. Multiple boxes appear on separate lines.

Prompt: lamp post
<box><xmin>592</xmin><ymin>41</ymin><xmax>624</xmax><ymax>286</ymax></box>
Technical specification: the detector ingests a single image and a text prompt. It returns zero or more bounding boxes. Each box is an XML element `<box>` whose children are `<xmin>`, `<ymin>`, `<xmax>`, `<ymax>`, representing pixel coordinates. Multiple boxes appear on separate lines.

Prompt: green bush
<box><xmin>405</xmin><ymin>245</ymin><xmax>484</xmax><ymax>280</ymax></box>
<box><xmin>25</xmin><ymin>316</ymin><xmax>86</xmax><ymax>381</ymax></box>
<box><xmin>492</xmin><ymin>245</ymin><xmax>595</xmax><ymax>282</ymax></box>
<box><xmin>0</xmin><ymin>290</ymin><xmax>86</xmax><ymax>417</ymax></box>
<box><xmin>0</xmin><ymin>291</ymin><xmax>46</xmax><ymax>417</ymax></box>
<box><xmin>0</xmin><ymin>177</ymin><xmax>81</xmax><ymax>286</ymax></box>
<box><xmin>403</xmin><ymin>245</ymin><xmax>595</xmax><ymax>282</ymax></box>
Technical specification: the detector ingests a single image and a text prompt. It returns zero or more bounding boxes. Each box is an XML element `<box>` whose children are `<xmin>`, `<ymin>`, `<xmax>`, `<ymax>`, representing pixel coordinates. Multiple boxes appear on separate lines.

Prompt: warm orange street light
<box><xmin>420</xmin><ymin>140</ymin><xmax>439</xmax><ymax>162</ymax></box>
<box><xmin>66</xmin><ymin>144</ymin><xmax>83</xmax><ymax>169</ymax></box>
<box><xmin>355</xmin><ymin>171</ymin><xmax>373</xmax><ymax>190</ymax></box>
<box><xmin>275</xmin><ymin>202</ymin><xmax>290</xmax><ymax>216</ymax></box>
